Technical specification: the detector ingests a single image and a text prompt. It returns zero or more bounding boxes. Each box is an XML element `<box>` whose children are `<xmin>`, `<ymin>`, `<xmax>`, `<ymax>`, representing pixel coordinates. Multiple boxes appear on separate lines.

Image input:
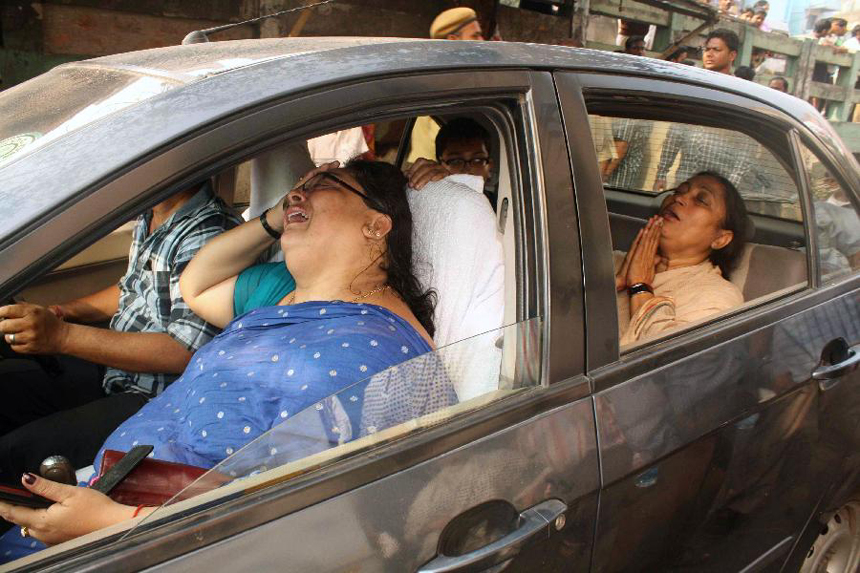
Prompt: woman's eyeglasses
<box><xmin>295</xmin><ymin>172</ymin><xmax>388</xmax><ymax>214</ymax></box>
<box><xmin>440</xmin><ymin>157</ymin><xmax>490</xmax><ymax>169</ymax></box>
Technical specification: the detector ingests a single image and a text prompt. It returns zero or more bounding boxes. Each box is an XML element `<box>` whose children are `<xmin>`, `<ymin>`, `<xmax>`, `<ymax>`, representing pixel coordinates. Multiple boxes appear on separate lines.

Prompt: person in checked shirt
<box><xmin>0</xmin><ymin>181</ymin><xmax>241</xmax><ymax>483</ymax></box>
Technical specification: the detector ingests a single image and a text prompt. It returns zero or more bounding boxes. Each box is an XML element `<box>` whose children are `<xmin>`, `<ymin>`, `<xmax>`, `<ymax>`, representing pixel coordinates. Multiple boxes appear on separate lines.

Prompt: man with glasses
<box><xmin>406</xmin><ymin>118</ymin><xmax>495</xmax><ymax>206</ymax></box>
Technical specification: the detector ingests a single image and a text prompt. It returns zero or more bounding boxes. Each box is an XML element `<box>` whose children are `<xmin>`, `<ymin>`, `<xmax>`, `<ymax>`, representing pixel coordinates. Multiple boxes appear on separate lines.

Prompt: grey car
<box><xmin>0</xmin><ymin>38</ymin><xmax>859</xmax><ymax>572</ymax></box>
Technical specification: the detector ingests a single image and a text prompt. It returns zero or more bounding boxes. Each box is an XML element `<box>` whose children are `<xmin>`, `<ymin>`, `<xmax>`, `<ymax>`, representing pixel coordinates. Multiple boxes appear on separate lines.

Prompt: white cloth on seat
<box><xmin>408</xmin><ymin>175</ymin><xmax>505</xmax><ymax>401</ymax></box>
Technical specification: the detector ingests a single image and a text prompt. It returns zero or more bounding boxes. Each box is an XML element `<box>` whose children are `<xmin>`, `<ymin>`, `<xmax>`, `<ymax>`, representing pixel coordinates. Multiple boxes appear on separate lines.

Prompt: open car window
<box><xmin>584</xmin><ymin>109</ymin><xmax>808</xmax><ymax>351</ymax></box>
<box><xmin>125</xmin><ymin>318</ymin><xmax>542</xmax><ymax>535</ymax></box>
<box><xmin>1</xmin><ymin>98</ymin><xmax>545</xmax><ymax>567</ymax></box>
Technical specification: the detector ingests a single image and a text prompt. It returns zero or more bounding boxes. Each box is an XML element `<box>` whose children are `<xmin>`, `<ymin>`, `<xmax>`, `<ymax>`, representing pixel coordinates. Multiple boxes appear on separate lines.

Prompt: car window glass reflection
<box><xmin>124</xmin><ymin>318</ymin><xmax>543</xmax><ymax>535</ymax></box>
<box><xmin>587</xmin><ymin>115</ymin><xmax>803</xmax><ymax>221</ymax></box>
<box><xmin>799</xmin><ymin>145</ymin><xmax>860</xmax><ymax>280</ymax></box>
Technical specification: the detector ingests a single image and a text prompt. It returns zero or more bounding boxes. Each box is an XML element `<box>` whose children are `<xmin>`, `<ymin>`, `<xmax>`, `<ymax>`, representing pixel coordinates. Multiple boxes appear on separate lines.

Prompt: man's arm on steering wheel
<box><xmin>50</xmin><ymin>284</ymin><xmax>121</xmax><ymax>324</ymax></box>
<box><xmin>0</xmin><ymin>302</ymin><xmax>191</xmax><ymax>374</ymax></box>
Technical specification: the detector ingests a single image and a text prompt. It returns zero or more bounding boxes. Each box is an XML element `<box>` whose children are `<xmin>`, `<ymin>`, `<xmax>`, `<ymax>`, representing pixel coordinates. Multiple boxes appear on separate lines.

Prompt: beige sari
<box><xmin>615</xmin><ymin>252</ymin><xmax>743</xmax><ymax>346</ymax></box>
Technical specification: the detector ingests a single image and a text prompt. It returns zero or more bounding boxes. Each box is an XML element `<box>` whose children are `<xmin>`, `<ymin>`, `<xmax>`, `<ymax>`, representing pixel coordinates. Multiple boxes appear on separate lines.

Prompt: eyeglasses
<box><xmin>293</xmin><ymin>172</ymin><xmax>387</xmax><ymax>214</ymax></box>
<box><xmin>440</xmin><ymin>157</ymin><xmax>490</xmax><ymax>169</ymax></box>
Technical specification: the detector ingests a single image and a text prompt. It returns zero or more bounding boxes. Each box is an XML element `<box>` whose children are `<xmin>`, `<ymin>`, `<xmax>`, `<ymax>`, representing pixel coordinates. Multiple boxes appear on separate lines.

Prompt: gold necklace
<box><xmin>287</xmin><ymin>285</ymin><xmax>389</xmax><ymax>305</ymax></box>
<box><xmin>351</xmin><ymin>284</ymin><xmax>389</xmax><ymax>302</ymax></box>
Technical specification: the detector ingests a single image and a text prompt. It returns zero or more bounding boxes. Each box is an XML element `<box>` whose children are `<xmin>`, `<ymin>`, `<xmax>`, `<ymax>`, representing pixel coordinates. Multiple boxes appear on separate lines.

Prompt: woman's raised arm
<box><xmin>180</xmin><ymin>206</ymin><xmax>284</xmax><ymax>328</ymax></box>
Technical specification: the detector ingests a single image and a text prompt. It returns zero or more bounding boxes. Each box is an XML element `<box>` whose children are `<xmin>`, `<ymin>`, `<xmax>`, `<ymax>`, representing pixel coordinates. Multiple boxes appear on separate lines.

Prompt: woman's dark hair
<box><xmin>343</xmin><ymin>159</ymin><xmax>437</xmax><ymax>337</ymax></box>
<box><xmin>692</xmin><ymin>171</ymin><xmax>748</xmax><ymax>279</ymax></box>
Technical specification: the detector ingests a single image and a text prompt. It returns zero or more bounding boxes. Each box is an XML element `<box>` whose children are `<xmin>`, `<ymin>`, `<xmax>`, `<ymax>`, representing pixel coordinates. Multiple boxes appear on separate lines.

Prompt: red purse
<box><xmin>96</xmin><ymin>450</ymin><xmax>230</xmax><ymax>507</ymax></box>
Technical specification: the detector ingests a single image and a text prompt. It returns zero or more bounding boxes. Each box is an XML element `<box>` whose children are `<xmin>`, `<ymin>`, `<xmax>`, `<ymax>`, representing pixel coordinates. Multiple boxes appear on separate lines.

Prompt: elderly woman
<box><xmin>0</xmin><ymin>159</ymin><xmax>453</xmax><ymax>556</ymax></box>
<box><xmin>615</xmin><ymin>172</ymin><xmax>748</xmax><ymax>345</ymax></box>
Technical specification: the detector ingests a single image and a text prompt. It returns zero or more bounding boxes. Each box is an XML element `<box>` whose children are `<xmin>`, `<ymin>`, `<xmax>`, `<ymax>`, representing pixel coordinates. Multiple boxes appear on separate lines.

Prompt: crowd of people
<box><xmin>615</xmin><ymin>0</ymin><xmax>860</xmax><ymax>111</ymax></box>
<box><xmin>0</xmin><ymin>4</ymin><xmax>854</xmax><ymax>563</ymax></box>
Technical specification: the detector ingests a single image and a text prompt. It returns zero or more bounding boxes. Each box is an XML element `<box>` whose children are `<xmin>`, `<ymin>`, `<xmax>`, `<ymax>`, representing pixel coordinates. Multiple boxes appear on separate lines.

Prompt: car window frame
<box><xmin>2</xmin><ymin>69</ymin><xmax>589</xmax><ymax>572</ymax></box>
<box><xmin>553</xmin><ymin>71</ymin><xmax>847</xmax><ymax>392</ymax></box>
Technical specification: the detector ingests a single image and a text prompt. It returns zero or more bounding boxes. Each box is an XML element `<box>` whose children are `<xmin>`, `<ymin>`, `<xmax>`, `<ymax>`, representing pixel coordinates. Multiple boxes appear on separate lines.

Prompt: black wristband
<box><xmin>627</xmin><ymin>282</ymin><xmax>654</xmax><ymax>297</ymax></box>
<box><xmin>259</xmin><ymin>208</ymin><xmax>281</xmax><ymax>240</ymax></box>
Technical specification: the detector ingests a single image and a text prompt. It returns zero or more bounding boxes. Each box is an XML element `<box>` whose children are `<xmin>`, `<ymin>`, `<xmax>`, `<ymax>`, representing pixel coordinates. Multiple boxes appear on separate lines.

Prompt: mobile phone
<box><xmin>0</xmin><ymin>484</ymin><xmax>52</xmax><ymax>509</ymax></box>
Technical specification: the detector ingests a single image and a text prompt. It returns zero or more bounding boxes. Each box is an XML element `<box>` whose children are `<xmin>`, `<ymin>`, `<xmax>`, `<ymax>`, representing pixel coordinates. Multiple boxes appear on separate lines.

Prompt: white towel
<box><xmin>408</xmin><ymin>175</ymin><xmax>505</xmax><ymax>400</ymax></box>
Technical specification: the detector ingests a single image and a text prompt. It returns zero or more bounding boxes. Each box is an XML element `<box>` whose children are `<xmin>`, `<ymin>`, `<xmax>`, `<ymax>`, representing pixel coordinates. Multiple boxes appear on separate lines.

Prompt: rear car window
<box><xmin>585</xmin><ymin>110</ymin><xmax>807</xmax><ymax>350</ymax></box>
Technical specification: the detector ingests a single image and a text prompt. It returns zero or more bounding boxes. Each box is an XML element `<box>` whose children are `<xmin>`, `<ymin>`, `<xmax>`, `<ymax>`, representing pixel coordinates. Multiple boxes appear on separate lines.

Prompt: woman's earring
<box><xmin>375</xmin><ymin>231</ymin><xmax>381</xmax><ymax>237</ymax></box>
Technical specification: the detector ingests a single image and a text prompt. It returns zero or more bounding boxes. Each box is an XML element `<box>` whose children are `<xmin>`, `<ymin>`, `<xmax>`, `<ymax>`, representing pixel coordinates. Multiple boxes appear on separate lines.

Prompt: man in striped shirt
<box><xmin>0</xmin><ymin>182</ymin><xmax>241</xmax><ymax>481</ymax></box>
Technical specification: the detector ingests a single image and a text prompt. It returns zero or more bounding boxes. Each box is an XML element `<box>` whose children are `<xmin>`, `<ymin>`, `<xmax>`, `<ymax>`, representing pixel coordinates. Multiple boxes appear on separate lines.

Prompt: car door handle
<box><xmin>417</xmin><ymin>499</ymin><xmax>567</xmax><ymax>573</ymax></box>
<box><xmin>813</xmin><ymin>343</ymin><xmax>860</xmax><ymax>390</ymax></box>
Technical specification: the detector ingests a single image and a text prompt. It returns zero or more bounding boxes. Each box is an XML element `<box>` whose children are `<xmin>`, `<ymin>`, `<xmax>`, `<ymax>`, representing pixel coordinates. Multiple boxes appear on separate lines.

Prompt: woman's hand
<box><xmin>625</xmin><ymin>216</ymin><xmax>664</xmax><ymax>288</ymax></box>
<box><xmin>616</xmin><ymin>227</ymin><xmax>644</xmax><ymax>291</ymax></box>
<box><xmin>268</xmin><ymin>161</ymin><xmax>340</xmax><ymax>231</ymax></box>
<box><xmin>0</xmin><ymin>474</ymin><xmax>138</xmax><ymax>546</ymax></box>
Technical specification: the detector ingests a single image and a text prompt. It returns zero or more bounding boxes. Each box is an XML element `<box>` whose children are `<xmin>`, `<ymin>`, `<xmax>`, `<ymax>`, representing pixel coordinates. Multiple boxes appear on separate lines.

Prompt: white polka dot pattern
<box><xmin>95</xmin><ymin>301</ymin><xmax>435</xmax><ymax>476</ymax></box>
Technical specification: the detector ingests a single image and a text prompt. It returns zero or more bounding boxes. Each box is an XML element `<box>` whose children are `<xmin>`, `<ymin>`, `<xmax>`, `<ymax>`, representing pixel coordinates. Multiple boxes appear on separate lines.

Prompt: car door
<box><xmin>555</xmin><ymin>72</ymin><xmax>860</xmax><ymax>572</ymax></box>
<box><xmin>0</xmin><ymin>66</ymin><xmax>599</xmax><ymax>571</ymax></box>
<box><xmin>781</xmin><ymin>133</ymin><xmax>860</xmax><ymax>571</ymax></box>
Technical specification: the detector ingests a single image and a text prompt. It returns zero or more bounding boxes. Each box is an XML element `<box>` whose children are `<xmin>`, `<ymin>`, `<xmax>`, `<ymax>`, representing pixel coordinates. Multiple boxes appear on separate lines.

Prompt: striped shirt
<box><xmin>103</xmin><ymin>184</ymin><xmax>242</xmax><ymax>397</ymax></box>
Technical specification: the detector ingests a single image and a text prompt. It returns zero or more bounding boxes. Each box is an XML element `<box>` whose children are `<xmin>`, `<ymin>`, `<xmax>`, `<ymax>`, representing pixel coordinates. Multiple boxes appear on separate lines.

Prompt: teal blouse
<box><xmin>233</xmin><ymin>262</ymin><xmax>296</xmax><ymax>316</ymax></box>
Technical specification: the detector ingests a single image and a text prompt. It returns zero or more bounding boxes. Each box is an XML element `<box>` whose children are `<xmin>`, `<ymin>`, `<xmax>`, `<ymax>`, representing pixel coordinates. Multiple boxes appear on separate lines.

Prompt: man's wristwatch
<box><xmin>627</xmin><ymin>282</ymin><xmax>654</xmax><ymax>297</ymax></box>
<box><xmin>259</xmin><ymin>208</ymin><xmax>281</xmax><ymax>240</ymax></box>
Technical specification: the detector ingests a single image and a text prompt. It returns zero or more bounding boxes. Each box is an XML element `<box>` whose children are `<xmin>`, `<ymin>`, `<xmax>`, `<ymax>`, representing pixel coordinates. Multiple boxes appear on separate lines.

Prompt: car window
<box><xmin>798</xmin><ymin>143</ymin><xmax>860</xmax><ymax>280</ymax></box>
<box><xmin>1</xmin><ymin>106</ymin><xmax>540</xmax><ymax>566</ymax></box>
<box><xmin>125</xmin><ymin>317</ymin><xmax>542</xmax><ymax>533</ymax></box>
<box><xmin>586</xmin><ymin>111</ymin><xmax>808</xmax><ymax>350</ymax></box>
<box><xmin>134</xmin><ymin>110</ymin><xmax>528</xmax><ymax>529</ymax></box>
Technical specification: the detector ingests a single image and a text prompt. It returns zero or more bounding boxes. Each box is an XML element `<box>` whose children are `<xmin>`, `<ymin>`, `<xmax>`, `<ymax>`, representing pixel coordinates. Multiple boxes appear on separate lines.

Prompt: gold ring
<box><xmin>9</xmin><ymin>333</ymin><xmax>14</xmax><ymax>344</ymax></box>
<box><xmin>20</xmin><ymin>526</ymin><xmax>29</xmax><ymax>538</ymax></box>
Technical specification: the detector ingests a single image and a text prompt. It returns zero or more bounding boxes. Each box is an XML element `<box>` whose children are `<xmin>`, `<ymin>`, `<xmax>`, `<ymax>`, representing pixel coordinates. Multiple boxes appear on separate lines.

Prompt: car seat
<box><xmin>728</xmin><ymin>242</ymin><xmax>807</xmax><ymax>301</ymax></box>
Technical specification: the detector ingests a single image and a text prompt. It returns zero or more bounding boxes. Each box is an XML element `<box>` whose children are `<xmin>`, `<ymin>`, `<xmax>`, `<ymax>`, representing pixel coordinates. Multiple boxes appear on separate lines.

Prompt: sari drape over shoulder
<box><xmin>615</xmin><ymin>252</ymin><xmax>744</xmax><ymax>346</ymax></box>
<box><xmin>96</xmin><ymin>301</ymin><xmax>443</xmax><ymax>470</ymax></box>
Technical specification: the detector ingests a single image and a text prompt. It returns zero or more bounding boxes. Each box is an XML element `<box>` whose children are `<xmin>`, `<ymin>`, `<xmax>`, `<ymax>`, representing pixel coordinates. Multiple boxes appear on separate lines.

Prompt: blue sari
<box><xmin>95</xmin><ymin>301</ymin><xmax>435</xmax><ymax>470</ymax></box>
<box><xmin>0</xmin><ymin>301</ymin><xmax>446</xmax><ymax>564</ymax></box>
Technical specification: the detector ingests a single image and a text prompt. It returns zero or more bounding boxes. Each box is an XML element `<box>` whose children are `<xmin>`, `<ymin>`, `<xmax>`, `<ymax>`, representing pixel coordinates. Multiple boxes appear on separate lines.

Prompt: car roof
<box><xmin>15</xmin><ymin>37</ymin><xmax>833</xmax><ymax>130</ymax></box>
<box><xmin>0</xmin><ymin>37</ymin><xmax>850</xmax><ymax>248</ymax></box>
<box><xmin>81</xmin><ymin>37</ymin><xmax>410</xmax><ymax>82</ymax></box>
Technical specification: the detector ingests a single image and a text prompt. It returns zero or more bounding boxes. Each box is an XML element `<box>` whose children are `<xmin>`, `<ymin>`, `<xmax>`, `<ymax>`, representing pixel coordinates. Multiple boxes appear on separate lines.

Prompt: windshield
<box><xmin>0</xmin><ymin>65</ymin><xmax>180</xmax><ymax>168</ymax></box>
<box><xmin>124</xmin><ymin>318</ymin><xmax>542</xmax><ymax>536</ymax></box>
